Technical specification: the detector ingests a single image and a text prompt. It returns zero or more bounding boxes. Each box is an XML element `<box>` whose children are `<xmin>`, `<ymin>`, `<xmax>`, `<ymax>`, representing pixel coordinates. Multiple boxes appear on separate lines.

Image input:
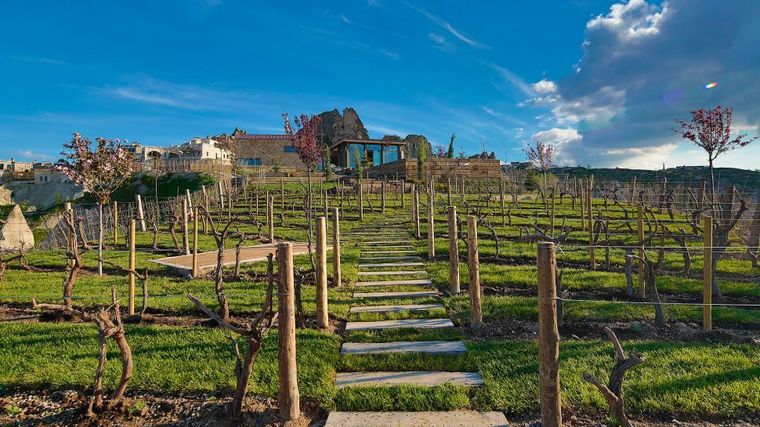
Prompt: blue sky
<box><xmin>1</xmin><ymin>0</ymin><xmax>758</xmax><ymax>169</ymax></box>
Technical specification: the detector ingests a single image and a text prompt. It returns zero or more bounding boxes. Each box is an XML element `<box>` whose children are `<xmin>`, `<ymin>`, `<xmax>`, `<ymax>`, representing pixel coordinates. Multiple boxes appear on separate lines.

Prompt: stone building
<box><xmin>217</xmin><ymin>130</ymin><xmax>304</xmax><ymax>167</ymax></box>
<box><xmin>0</xmin><ymin>158</ymin><xmax>32</xmax><ymax>176</ymax></box>
<box><xmin>0</xmin><ymin>204</ymin><xmax>35</xmax><ymax>251</ymax></box>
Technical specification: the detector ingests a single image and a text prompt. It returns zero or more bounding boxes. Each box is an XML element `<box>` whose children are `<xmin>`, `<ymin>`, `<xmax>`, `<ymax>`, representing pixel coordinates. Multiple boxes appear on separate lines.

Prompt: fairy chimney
<box><xmin>0</xmin><ymin>204</ymin><xmax>35</xmax><ymax>251</ymax></box>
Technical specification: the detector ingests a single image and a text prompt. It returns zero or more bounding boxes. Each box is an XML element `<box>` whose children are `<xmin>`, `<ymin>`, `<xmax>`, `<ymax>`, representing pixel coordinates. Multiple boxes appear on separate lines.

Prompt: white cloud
<box><xmin>526</xmin><ymin>0</ymin><xmax>760</xmax><ymax>169</ymax></box>
<box><xmin>531</xmin><ymin>127</ymin><xmax>582</xmax><ymax>166</ymax></box>
<box><xmin>482</xmin><ymin>106</ymin><xmax>500</xmax><ymax>117</ymax></box>
<box><xmin>488</xmin><ymin>63</ymin><xmax>533</xmax><ymax>96</ymax></box>
<box><xmin>381</xmin><ymin>49</ymin><xmax>400</xmax><ymax>60</ymax></box>
<box><xmin>427</xmin><ymin>32</ymin><xmax>445</xmax><ymax>44</ymax></box>
<box><xmin>532</xmin><ymin>79</ymin><xmax>557</xmax><ymax>95</ymax></box>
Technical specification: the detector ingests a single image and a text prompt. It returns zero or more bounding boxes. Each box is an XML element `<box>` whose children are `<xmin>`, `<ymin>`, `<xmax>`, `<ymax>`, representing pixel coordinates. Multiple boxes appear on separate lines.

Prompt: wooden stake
<box><xmin>637</xmin><ymin>205</ymin><xmax>646</xmax><ymax>298</ymax></box>
<box><xmin>315</xmin><ymin>216</ymin><xmax>329</xmax><ymax>329</ymax></box>
<box><xmin>267</xmin><ymin>194</ymin><xmax>275</xmax><ymax>242</ymax></box>
<box><xmin>182</xmin><ymin>199</ymin><xmax>190</xmax><ymax>255</ymax></box>
<box><xmin>587</xmin><ymin>177</ymin><xmax>595</xmax><ymax>270</ymax></box>
<box><xmin>413</xmin><ymin>184</ymin><xmax>420</xmax><ymax>239</ymax></box>
<box><xmin>332</xmin><ymin>207</ymin><xmax>341</xmax><ymax>287</ymax></box>
<box><xmin>550</xmin><ymin>187</ymin><xmax>556</xmax><ymax>238</ymax></box>
<box><xmin>381</xmin><ymin>180</ymin><xmax>386</xmax><ymax>213</ymax></box>
<box><xmin>448</xmin><ymin>206</ymin><xmax>460</xmax><ymax>294</ymax></box>
<box><xmin>112</xmin><ymin>201</ymin><xmax>119</xmax><ymax>245</ymax></box>
<box><xmin>467</xmin><ymin>215</ymin><xmax>482</xmax><ymax>328</ymax></box>
<box><xmin>128</xmin><ymin>219</ymin><xmax>136</xmax><ymax>316</ymax></box>
<box><xmin>500</xmin><ymin>180</ymin><xmax>506</xmax><ymax>227</ymax></box>
<box><xmin>537</xmin><ymin>241</ymin><xmax>561</xmax><ymax>427</ymax></box>
<box><xmin>276</xmin><ymin>242</ymin><xmax>300</xmax><ymax>420</ymax></box>
<box><xmin>358</xmin><ymin>179</ymin><xmax>364</xmax><ymax>220</ymax></box>
<box><xmin>400</xmin><ymin>179</ymin><xmax>405</xmax><ymax>209</ymax></box>
<box><xmin>447</xmin><ymin>177</ymin><xmax>452</xmax><ymax>207</ymax></box>
<box><xmin>192</xmin><ymin>207</ymin><xmax>199</xmax><ymax>278</ymax></box>
<box><xmin>135</xmin><ymin>195</ymin><xmax>146</xmax><ymax>232</ymax></box>
<box><xmin>703</xmin><ymin>215</ymin><xmax>713</xmax><ymax>331</ymax></box>
<box><xmin>428</xmin><ymin>184</ymin><xmax>435</xmax><ymax>259</ymax></box>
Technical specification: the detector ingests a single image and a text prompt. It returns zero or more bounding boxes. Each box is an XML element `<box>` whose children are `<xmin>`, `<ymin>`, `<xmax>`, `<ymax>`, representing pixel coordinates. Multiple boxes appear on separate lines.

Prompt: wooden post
<box><xmin>579</xmin><ymin>187</ymin><xmax>585</xmax><ymax>232</ymax></box>
<box><xmin>217</xmin><ymin>181</ymin><xmax>225</xmax><ymax>218</ymax></box>
<box><xmin>381</xmin><ymin>180</ymin><xmax>386</xmax><ymax>213</ymax></box>
<box><xmin>637</xmin><ymin>205</ymin><xmax>646</xmax><ymax>298</ymax></box>
<box><xmin>537</xmin><ymin>241</ymin><xmax>561</xmax><ymax>427</ymax></box>
<box><xmin>413</xmin><ymin>184</ymin><xmax>420</xmax><ymax>239</ymax></box>
<box><xmin>182</xmin><ymin>199</ymin><xmax>190</xmax><ymax>255</ymax></box>
<box><xmin>448</xmin><ymin>206</ymin><xmax>460</xmax><ymax>294</ymax></box>
<box><xmin>703</xmin><ymin>215</ymin><xmax>713</xmax><ymax>331</ymax></box>
<box><xmin>467</xmin><ymin>215</ymin><xmax>482</xmax><ymax>328</ymax></box>
<box><xmin>400</xmin><ymin>179</ymin><xmax>405</xmax><ymax>209</ymax></box>
<box><xmin>500</xmin><ymin>180</ymin><xmax>506</xmax><ymax>227</ymax></box>
<box><xmin>332</xmin><ymin>207</ymin><xmax>341</xmax><ymax>287</ymax></box>
<box><xmin>185</xmin><ymin>188</ymin><xmax>193</xmax><ymax>211</ymax></box>
<box><xmin>587</xmin><ymin>177</ymin><xmax>595</xmax><ymax>270</ymax></box>
<box><xmin>112</xmin><ymin>201</ymin><xmax>119</xmax><ymax>246</ymax></box>
<box><xmin>358</xmin><ymin>179</ymin><xmax>364</xmax><ymax>220</ymax></box>
<box><xmin>281</xmin><ymin>176</ymin><xmax>285</xmax><ymax>212</ymax></box>
<box><xmin>128</xmin><ymin>219</ymin><xmax>136</xmax><ymax>316</ymax></box>
<box><xmin>316</xmin><ymin>216</ymin><xmax>328</xmax><ymax>329</ymax></box>
<box><xmin>447</xmin><ymin>177</ymin><xmax>452</xmax><ymax>207</ymax></box>
<box><xmin>428</xmin><ymin>184</ymin><xmax>435</xmax><ymax>259</ymax></box>
<box><xmin>267</xmin><ymin>194</ymin><xmax>275</xmax><ymax>242</ymax></box>
<box><xmin>135</xmin><ymin>194</ymin><xmax>146</xmax><ymax>232</ymax></box>
<box><xmin>549</xmin><ymin>187</ymin><xmax>556</xmax><ymax>238</ymax></box>
<box><xmin>276</xmin><ymin>242</ymin><xmax>300</xmax><ymax>420</ymax></box>
<box><xmin>202</xmin><ymin>185</ymin><xmax>209</xmax><ymax>233</ymax></box>
<box><xmin>192</xmin><ymin>207</ymin><xmax>199</xmax><ymax>277</ymax></box>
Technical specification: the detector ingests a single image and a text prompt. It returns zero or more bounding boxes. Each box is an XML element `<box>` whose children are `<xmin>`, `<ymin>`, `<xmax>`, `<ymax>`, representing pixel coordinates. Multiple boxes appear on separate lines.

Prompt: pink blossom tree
<box><xmin>283</xmin><ymin>113</ymin><xmax>323</xmax><ymax>267</ymax></box>
<box><xmin>524</xmin><ymin>141</ymin><xmax>554</xmax><ymax>195</ymax></box>
<box><xmin>674</xmin><ymin>106</ymin><xmax>756</xmax><ymax>207</ymax></box>
<box><xmin>433</xmin><ymin>144</ymin><xmax>447</xmax><ymax>158</ymax></box>
<box><xmin>56</xmin><ymin>133</ymin><xmax>134</xmax><ymax>276</ymax></box>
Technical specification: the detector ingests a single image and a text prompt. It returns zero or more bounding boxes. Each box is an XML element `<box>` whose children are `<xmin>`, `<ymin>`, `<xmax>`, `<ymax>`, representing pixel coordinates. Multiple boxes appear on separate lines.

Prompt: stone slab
<box><xmin>355</xmin><ymin>279</ymin><xmax>432</xmax><ymax>287</ymax></box>
<box><xmin>345</xmin><ymin>318</ymin><xmax>453</xmax><ymax>331</ymax></box>
<box><xmin>349</xmin><ymin>304</ymin><xmax>443</xmax><ymax>313</ymax></box>
<box><xmin>362</xmin><ymin>250</ymin><xmax>417</xmax><ymax>255</ymax></box>
<box><xmin>358</xmin><ymin>262</ymin><xmax>425</xmax><ymax>268</ymax></box>
<box><xmin>352</xmin><ymin>291</ymin><xmax>438</xmax><ymax>299</ymax></box>
<box><xmin>325</xmin><ymin>411</ymin><xmax>508</xmax><ymax>427</ymax></box>
<box><xmin>341</xmin><ymin>341</ymin><xmax>466</xmax><ymax>355</ymax></box>
<box><xmin>363</xmin><ymin>240</ymin><xmax>412</xmax><ymax>245</ymax></box>
<box><xmin>360</xmin><ymin>256</ymin><xmax>422</xmax><ymax>262</ymax></box>
<box><xmin>358</xmin><ymin>270</ymin><xmax>428</xmax><ymax>276</ymax></box>
<box><xmin>335</xmin><ymin>371</ymin><xmax>484</xmax><ymax>388</ymax></box>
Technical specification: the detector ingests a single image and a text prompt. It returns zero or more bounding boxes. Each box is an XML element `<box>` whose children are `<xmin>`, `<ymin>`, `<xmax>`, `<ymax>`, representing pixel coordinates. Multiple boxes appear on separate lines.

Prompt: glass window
<box><xmin>383</xmin><ymin>145</ymin><xmax>399</xmax><ymax>164</ymax></box>
<box><xmin>284</xmin><ymin>145</ymin><xmax>297</xmax><ymax>153</ymax></box>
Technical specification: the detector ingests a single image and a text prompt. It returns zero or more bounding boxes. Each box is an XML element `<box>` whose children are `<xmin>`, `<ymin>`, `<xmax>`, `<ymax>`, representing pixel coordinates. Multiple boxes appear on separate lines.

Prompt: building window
<box><xmin>238</xmin><ymin>158</ymin><xmax>262</xmax><ymax>166</ymax></box>
<box><xmin>284</xmin><ymin>145</ymin><xmax>297</xmax><ymax>153</ymax></box>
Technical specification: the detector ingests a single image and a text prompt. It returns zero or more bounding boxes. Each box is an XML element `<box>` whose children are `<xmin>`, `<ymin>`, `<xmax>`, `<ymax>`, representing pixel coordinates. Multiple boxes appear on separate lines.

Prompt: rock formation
<box><xmin>402</xmin><ymin>135</ymin><xmax>432</xmax><ymax>160</ymax></box>
<box><xmin>318</xmin><ymin>107</ymin><xmax>370</xmax><ymax>146</ymax></box>
<box><xmin>0</xmin><ymin>204</ymin><xmax>35</xmax><ymax>251</ymax></box>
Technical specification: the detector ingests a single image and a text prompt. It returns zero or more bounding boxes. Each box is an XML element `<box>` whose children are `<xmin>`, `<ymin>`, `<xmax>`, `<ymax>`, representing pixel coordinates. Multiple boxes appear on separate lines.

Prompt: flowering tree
<box><xmin>434</xmin><ymin>145</ymin><xmax>447</xmax><ymax>158</ymax></box>
<box><xmin>283</xmin><ymin>113</ymin><xmax>323</xmax><ymax>268</ymax></box>
<box><xmin>674</xmin><ymin>106</ymin><xmax>756</xmax><ymax>207</ymax></box>
<box><xmin>524</xmin><ymin>141</ymin><xmax>554</xmax><ymax>195</ymax></box>
<box><xmin>56</xmin><ymin>133</ymin><xmax>134</xmax><ymax>276</ymax></box>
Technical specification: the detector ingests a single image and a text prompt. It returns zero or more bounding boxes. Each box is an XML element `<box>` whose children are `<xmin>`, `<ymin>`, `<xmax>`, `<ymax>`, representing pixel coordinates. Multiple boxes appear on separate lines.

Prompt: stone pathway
<box><xmin>332</xmin><ymin>221</ymin><xmax>507</xmax><ymax>426</ymax></box>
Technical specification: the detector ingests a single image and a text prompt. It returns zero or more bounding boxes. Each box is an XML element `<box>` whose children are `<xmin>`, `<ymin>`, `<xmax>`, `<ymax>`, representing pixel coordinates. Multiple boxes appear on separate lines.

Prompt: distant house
<box><xmin>225</xmin><ymin>133</ymin><xmax>304</xmax><ymax>167</ymax></box>
<box><xmin>0</xmin><ymin>158</ymin><xmax>32</xmax><ymax>176</ymax></box>
<box><xmin>33</xmin><ymin>164</ymin><xmax>70</xmax><ymax>185</ymax></box>
<box><xmin>126</xmin><ymin>137</ymin><xmax>232</xmax><ymax>167</ymax></box>
<box><xmin>330</xmin><ymin>139</ymin><xmax>406</xmax><ymax>169</ymax></box>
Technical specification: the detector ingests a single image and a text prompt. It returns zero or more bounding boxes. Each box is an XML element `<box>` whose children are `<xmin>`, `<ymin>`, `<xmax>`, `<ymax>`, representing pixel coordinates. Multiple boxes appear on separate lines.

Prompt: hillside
<box><xmin>550</xmin><ymin>166</ymin><xmax>760</xmax><ymax>192</ymax></box>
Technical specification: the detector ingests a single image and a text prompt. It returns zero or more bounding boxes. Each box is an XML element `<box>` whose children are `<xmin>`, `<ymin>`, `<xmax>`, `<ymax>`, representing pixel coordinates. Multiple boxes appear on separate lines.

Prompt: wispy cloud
<box><xmin>8</xmin><ymin>55</ymin><xmax>66</xmax><ymax>65</ymax></box>
<box><xmin>381</xmin><ymin>50</ymin><xmax>401</xmax><ymax>60</ymax></box>
<box><xmin>487</xmin><ymin>63</ymin><xmax>534</xmax><ymax>96</ymax></box>
<box><xmin>407</xmin><ymin>3</ymin><xmax>488</xmax><ymax>49</ymax></box>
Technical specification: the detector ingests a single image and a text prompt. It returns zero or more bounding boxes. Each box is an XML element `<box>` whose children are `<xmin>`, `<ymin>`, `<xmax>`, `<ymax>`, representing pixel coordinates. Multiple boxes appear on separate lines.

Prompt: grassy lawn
<box><xmin>1</xmin><ymin>189</ymin><xmax>758</xmax><ymax>421</ymax></box>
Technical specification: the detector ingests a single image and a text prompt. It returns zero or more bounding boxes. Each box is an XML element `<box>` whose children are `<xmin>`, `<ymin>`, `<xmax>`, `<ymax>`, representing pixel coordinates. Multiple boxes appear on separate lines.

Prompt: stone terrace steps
<box><xmin>344</xmin><ymin>318</ymin><xmax>454</xmax><ymax>331</ymax></box>
<box><xmin>325</xmin><ymin>411</ymin><xmax>508</xmax><ymax>427</ymax></box>
<box><xmin>349</xmin><ymin>304</ymin><xmax>443</xmax><ymax>313</ymax></box>
<box><xmin>341</xmin><ymin>341</ymin><xmax>467</xmax><ymax>355</ymax></box>
<box><xmin>335</xmin><ymin>371</ymin><xmax>484</xmax><ymax>388</ymax></box>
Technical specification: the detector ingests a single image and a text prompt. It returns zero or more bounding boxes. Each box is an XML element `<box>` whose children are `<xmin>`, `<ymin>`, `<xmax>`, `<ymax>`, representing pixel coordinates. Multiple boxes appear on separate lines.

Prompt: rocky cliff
<box><xmin>318</xmin><ymin>107</ymin><xmax>370</xmax><ymax>146</ymax></box>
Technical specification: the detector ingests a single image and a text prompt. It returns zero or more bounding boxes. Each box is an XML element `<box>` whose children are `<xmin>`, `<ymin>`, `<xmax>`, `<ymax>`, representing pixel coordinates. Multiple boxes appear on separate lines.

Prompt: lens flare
<box><xmin>704</xmin><ymin>82</ymin><xmax>719</xmax><ymax>89</ymax></box>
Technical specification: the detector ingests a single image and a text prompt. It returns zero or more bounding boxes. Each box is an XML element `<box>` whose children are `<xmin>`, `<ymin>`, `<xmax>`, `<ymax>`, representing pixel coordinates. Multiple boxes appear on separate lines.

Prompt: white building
<box><xmin>126</xmin><ymin>138</ymin><xmax>231</xmax><ymax>165</ymax></box>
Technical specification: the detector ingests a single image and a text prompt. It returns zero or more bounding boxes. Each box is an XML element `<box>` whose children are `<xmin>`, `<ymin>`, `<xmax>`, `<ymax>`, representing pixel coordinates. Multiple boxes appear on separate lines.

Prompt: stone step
<box><xmin>341</xmin><ymin>341</ymin><xmax>466</xmax><ymax>355</ymax></box>
<box><xmin>358</xmin><ymin>270</ymin><xmax>428</xmax><ymax>277</ymax></box>
<box><xmin>360</xmin><ymin>256</ymin><xmax>423</xmax><ymax>262</ymax></box>
<box><xmin>353</xmin><ymin>291</ymin><xmax>439</xmax><ymax>299</ymax></box>
<box><xmin>355</xmin><ymin>278</ymin><xmax>433</xmax><ymax>287</ymax></box>
<box><xmin>349</xmin><ymin>304</ymin><xmax>443</xmax><ymax>313</ymax></box>
<box><xmin>335</xmin><ymin>371</ymin><xmax>484</xmax><ymax>388</ymax></box>
<box><xmin>345</xmin><ymin>318</ymin><xmax>453</xmax><ymax>331</ymax></box>
<box><xmin>363</xmin><ymin>240</ymin><xmax>412</xmax><ymax>245</ymax></box>
<box><xmin>361</xmin><ymin>250</ymin><xmax>417</xmax><ymax>255</ymax></box>
<box><xmin>360</xmin><ymin>245</ymin><xmax>414</xmax><ymax>251</ymax></box>
<box><xmin>358</xmin><ymin>262</ymin><xmax>425</xmax><ymax>269</ymax></box>
<box><xmin>325</xmin><ymin>411</ymin><xmax>509</xmax><ymax>427</ymax></box>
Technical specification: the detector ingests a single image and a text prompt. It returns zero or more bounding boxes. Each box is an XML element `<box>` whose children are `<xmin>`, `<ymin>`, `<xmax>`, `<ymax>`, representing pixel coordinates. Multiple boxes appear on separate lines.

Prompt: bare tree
<box><xmin>186</xmin><ymin>254</ymin><xmax>277</xmax><ymax>418</ymax></box>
